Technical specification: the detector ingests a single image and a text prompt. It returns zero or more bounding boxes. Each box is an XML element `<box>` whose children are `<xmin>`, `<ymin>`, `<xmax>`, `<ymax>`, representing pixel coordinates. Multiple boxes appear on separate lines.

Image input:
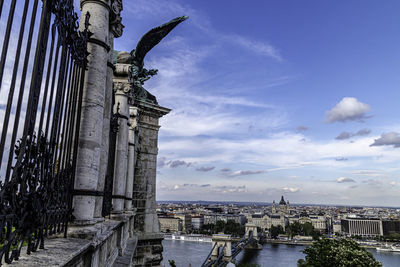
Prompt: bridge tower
<box><xmin>211</xmin><ymin>234</ymin><xmax>233</xmax><ymax>262</ymax></box>
<box><xmin>245</xmin><ymin>223</ymin><xmax>258</xmax><ymax>240</ymax></box>
<box><xmin>245</xmin><ymin>223</ymin><xmax>262</xmax><ymax>250</ymax></box>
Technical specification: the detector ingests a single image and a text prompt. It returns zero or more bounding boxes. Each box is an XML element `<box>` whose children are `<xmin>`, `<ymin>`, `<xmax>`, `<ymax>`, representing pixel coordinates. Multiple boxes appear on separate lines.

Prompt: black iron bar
<box><xmin>0</xmin><ymin>0</ymin><xmax>30</xmax><ymax>168</ymax></box>
<box><xmin>0</xmin><ymin>0</ymin><xmax>4</xmax><ymax>19</ymax></box>
<box><xmin>61</xmin><ymin>63</ymin><xmax>77</xmax><ymax>169</ymax></box>
<box><xmin>4</xmin><ymin>0</ymin><xmax>39</xmax><ymax>181</ymax></box>
<box><xmin>22</xmin><ymin>0</ymin><xmax>51</xmax><ymax>138</ymax></box>
<box><xmin>38</xmin><ymin>23</ymin><xmax>57</xmax><ymax>135</ymax></box>
<box><xmin>54</xmin><ymin>51</ymin><xmax>71</xmax><ymax>174</ymax></box>
<box><xmin>58</xmin><ymin>59</ymin><xmax>74</xmax><ymax>170</ymax></box>
<box><xmin>49</xmin><ymin>45</ymin><xmax>68</xmax><ymax>176</ymax></box>
<box><xmin>0</xmin><ymin>0</ymin><xmax>17</xmax><ymax>92</ymax></box>
<box><xmin>45</xmin><ymin>36</ymin><xmax>61</xmax><ymax>140</ymax></box>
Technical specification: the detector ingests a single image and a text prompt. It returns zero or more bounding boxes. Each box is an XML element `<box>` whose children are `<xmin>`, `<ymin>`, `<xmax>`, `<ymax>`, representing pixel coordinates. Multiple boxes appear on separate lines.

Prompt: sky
<box><xmin>107</xmin><ymin>0</ymin><xmax>400</xmax><ymax>207</ymax></box>
<box><xmin>0</xmin><ymin>0</ymin><xmax>388</xmax><ymax>206</ymax></box>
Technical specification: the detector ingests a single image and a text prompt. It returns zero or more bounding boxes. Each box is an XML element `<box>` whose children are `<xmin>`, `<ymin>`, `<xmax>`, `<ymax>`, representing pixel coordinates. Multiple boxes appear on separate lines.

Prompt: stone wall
<box><xmin>131</xmin><ymin>101</ymin><xmax>170</xmax><ymax>266</ymax></box>
<box><xmin>12</xmin><ymin>216</ymin><xmax>135</xmax><ymax>267</ymax></box>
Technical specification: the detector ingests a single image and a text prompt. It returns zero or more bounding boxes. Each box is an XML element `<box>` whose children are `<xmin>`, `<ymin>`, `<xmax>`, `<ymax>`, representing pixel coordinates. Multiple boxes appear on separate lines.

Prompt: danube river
<box><xmin>161</xmin><ymin>240</ymin><xmax>400</xmax><ymax>267</ymax></box>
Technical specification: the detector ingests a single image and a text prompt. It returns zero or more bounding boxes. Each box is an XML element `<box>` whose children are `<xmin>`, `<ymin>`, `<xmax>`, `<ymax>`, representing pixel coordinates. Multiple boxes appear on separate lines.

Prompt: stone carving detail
<box><xmin>114</xmin><ymin>81</ymin><xmax>132</xmax><ymax>95</ymax></box>
<box><xmin>110</xmin><ymin>0</ymin><xmax>124</xmax><ymax>38</ymax></box>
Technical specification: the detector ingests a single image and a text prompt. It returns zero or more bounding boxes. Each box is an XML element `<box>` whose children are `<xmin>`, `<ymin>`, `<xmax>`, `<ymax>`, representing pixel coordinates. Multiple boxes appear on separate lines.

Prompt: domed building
<box><xmin>272</xmin><ymin>195</ymin><xmax>290</xmax><ymax>215</ymax></box>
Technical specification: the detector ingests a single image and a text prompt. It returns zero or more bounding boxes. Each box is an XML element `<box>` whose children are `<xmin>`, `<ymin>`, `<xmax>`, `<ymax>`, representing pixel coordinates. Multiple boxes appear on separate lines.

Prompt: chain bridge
<box><xmin>201</xmin><ymin>223</ymin><xmax>262</xmax><ymax>267</ymax></box>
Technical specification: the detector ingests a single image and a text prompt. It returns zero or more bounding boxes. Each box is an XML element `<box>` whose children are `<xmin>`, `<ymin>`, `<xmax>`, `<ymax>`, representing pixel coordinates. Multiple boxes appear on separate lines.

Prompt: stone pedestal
<box><xmin>73</xmin><ymin>0</ymin><xmax>110</xmax><ymax>224</ymax></box>
<box><xmin>132</xmin><ymin>100</ymin><xmax>170</xmax><ymax>266</ymax></box>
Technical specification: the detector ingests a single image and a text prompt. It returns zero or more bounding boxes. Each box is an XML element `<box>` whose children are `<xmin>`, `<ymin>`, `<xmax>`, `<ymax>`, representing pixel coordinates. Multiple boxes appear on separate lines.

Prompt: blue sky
<box><xmin>110</xmin><ymin>0</ymin><xmax>400</xmax><ymax>206</ymax></box>
<box><xmin>8</xmin><ymin>0</ymin><xmax>400</xmax><ymax>206</ymax></box>
<box><xmin>104</xmin><ymin>1</ymin><xmax>400</xmax><ymax>205</ymax></box>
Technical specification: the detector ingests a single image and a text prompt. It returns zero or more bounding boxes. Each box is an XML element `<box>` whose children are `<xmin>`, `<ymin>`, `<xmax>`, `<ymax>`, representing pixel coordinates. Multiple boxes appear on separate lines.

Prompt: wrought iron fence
<box><xmin>0</xmin><ymin>0</ymin><xmax>90</xmax><ymax>264</ymax></box>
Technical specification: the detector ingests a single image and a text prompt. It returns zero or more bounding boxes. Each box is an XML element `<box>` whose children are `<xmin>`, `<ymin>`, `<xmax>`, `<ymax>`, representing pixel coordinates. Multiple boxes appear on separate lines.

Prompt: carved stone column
<box><xmin>112</xmin><ymin>62</ymin><xmax>131</xmax><ymax>213</ymax></box>
<box><xmin>125</xmin><ymin>106</ymin><xmax>138</xmax><ymax>211</ymax></box>
<box><xmin>132</xmin><ymin>100</ymin><xmax>170</xmax><ymax>267</ymax></box>
<box><xmin>73</xmin><ymin>0</ymin><xmax>110</xmax><ymax>224</ymax></box>
<box><xmin>94</xmin><ymin>0</ymin><xmax>124</xmax><ymax>220</ymax></box>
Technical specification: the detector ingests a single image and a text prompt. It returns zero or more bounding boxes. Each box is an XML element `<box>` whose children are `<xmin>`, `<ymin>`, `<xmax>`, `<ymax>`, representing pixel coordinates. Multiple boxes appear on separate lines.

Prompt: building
<box><xmin>248</xmin><ymin>213</ymin><xmax>287</xmax><ymax>231</ymax></box>
<box><xmin>159</xmin><ymin>217</ymin><xmax>183</xmax><ymax>233</ymax></box>
<box><xmin>272</xmin><ymin>196</ymin><xmax>290</xmax><ymax>215</ymax></box>
<box><xmin>269</xmin><ymin>214</ymin><xmax>287</xmax><ymax>231</ymax></box>
<box><xmin>382</xmin><ymin>219</ymin><xmax>400</xmax><ymax>235</ymax></box>
<box><xmin>341</xmin><ymin>218</ymin><xmax>383</xmax><ymax>237</ymax></box>
<box><xmin>175</xmin><ymin>214</ymin><xmax>192</xmax><ymax>233</ymax></box>
<box><xmin>249</xmin><ymin>214</ymin><xmax>265</xmax><ymax>229</ymax></box>
<box><xmin>204</xmin><ymin>214</ymin><xmax>247</xmax><ymax>225</ymax></box>
<box><xmin>310</xmin><ymin>215</ymin><xmax>328</xmax><ymax>234</ymax></box>
<box><xmin>333</xmin><ymin>222</ymin><xmax>342</xmax><ymax>234</ymax></box>
<box><xmin>192</xmin><ymin>216</ymin><xmax>205</xmax><ymax>230</ymax></box>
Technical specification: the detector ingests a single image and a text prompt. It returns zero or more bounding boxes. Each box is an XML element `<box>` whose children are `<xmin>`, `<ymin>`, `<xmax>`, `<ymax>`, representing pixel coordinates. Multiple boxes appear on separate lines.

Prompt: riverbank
<box><xmin>164</xmin><ymin>234</ymin><xmax>212</xmax><ymax>243</ymax></box>
<box><xmin>265</xmin><ymin>239</ymin><xmax>312</xmax><ymax>246</ymax></box>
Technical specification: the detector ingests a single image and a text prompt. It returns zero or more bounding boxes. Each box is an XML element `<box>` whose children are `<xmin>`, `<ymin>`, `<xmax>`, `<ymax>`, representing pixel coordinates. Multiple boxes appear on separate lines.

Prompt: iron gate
<box><xmin>0</xmin><ymin>0</ymin><xmax>90</xmax><ymax>264</ymax></box>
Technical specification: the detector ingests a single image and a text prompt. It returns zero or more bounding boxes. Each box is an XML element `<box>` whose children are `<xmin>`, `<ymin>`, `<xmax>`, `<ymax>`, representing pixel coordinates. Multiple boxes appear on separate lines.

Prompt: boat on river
<box><xmin>376</xmin><ymin>243</ymin><xmax>400</xmax><ymax>253</ymax></box>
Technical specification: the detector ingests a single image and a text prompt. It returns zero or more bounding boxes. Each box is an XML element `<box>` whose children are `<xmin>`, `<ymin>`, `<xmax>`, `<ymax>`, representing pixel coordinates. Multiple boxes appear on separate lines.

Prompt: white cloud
<box><xmin>282</xmin><ymin>187</ymin><xmax>300</xmax><ymax>193</ymax></box>
<box><xmin>325</xmin><ymin>97</ymin><xmax>371</xmax><ymax>123</ymax></box>
<box><xmin>336</xmin><ymin>177</ymin><xmax>356</xmax><ymax>183</ymax></box>
<box><xmin>159</xmin><ymin>131</ymin><xmax>400</xmax><ymax>169</ymax></box>
<box><xmin>371</xmin><ymin>132</ymin><xmax>400</xmax><ymax>148</ymax></box>
<box><xmin>352</xmin><ymin>170</ymin><xmax>383</xmax><ymax>177</ymax></box>
<box><xmin>228</xmin><ymin>170</ymin><xmax>266</xmax><ymax>177</ymax></box>
<box><xmin>163</xmin><ymin>183</ymin><xmax>247</xmax><ymax>194</ymax></box>
<box><xmin>335</xmin><ymin>128</ymin><xmax>371</xmax><ymax>140</ymax></box>
<box><xmin>224</xmin><ymin>34</ymin><xmax>282</xmax><ymax>61</ymax></box>
<box><xmin>196</xmin><ymin>166</ymin><xmax>215</xmax><ymax>172</ymax></box>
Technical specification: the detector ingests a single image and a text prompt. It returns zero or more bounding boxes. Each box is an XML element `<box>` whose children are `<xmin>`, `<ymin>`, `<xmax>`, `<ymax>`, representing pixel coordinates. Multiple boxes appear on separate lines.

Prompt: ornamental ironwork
<box><xmin>0</xmin><ymin>0</ymin><xmax>90</xmax><ymax>264</ymax></box>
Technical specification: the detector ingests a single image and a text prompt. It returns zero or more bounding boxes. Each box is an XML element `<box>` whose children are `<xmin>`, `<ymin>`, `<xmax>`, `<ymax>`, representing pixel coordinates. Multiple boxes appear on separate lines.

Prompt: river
<box><xmin>161</xmin><ymin>240</ymin><xmax>400</xmax><ymax>267</ymax></box>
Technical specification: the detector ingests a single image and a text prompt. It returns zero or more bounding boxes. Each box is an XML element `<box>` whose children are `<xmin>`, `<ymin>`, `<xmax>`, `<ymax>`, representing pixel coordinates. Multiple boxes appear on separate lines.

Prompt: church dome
<box><xmin>279</xmin><ymin>195</ymin><xmax>286</xmax><ymax>205</ymax></box>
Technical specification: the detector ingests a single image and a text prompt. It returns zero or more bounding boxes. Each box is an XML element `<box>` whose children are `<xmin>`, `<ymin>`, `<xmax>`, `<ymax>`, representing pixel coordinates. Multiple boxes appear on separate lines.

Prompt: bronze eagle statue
<box><xmin>114</xmin><ymin>16</ymin><xmax>188</xmax><ymax>104</ymax></box>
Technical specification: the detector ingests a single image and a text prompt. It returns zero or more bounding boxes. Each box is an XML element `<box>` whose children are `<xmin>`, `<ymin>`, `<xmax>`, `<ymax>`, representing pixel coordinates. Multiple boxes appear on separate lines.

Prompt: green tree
<box><xmin>225</xmin><ymin>220</ymin><xmax>245</xmax><ymax>237</ymax></box>
<box><xmin>270</xmin><ymin>225</ymin><xmax>284</xmax><ymax>239</ymax></box>
<box><xmin>168</xmin><ymin>260</ymin><xmax>176</xmax><ymax>267</ymax></box>
<box><xmin>298</xmin><ymin>238</ymin><xmax>382</xmax><ymax>267</ymax></box>
<box><xmin>287</xmin><ymin>221</ymin><xmax>303</xmax><ymax>238</ymax></box>
<box><xmin>302</xmin><ymin>222</ymin><xmax>314</xmax><ymax>236</ymax></box>
<box><xmin>215</xmin><ymin>220</ymin><xmax>226</xmax><ymax>233</ymax></box>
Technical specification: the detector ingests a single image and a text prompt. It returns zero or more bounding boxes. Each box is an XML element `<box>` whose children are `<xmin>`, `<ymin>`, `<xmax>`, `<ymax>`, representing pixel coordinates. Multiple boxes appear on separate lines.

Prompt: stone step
<box><xmin>113</xmin><ymin>238</ymin><xmax>138</xmax><ymax>267</ymax></box>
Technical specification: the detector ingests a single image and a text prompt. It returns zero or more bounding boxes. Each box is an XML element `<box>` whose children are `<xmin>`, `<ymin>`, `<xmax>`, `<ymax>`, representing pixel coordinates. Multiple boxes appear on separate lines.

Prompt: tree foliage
<box><xmin>270</xmin><ymin>225</ymin><xmax>284</xmax><ymax>239</ymax></box>
<box><xmin>298</xmin><ymin>238</ymin><xmax>382</xmax><ymax>267</ymax></box>
<box><xmin>286</xmin><ymin>221</ymin><xmax>321</xmax><ymax>240</ymax></box>
<box><xmin>200</xmin><ymin>220</ymin><xmax>245</xmax><ymax>237</ymax></box>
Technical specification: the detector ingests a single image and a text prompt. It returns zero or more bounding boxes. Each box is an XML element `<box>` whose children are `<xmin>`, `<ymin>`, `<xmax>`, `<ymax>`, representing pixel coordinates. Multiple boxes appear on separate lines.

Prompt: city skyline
<box><xmin>107</xmin><ymin>0</ymin><xmax>400</xmax><ymax>206</ymax></box>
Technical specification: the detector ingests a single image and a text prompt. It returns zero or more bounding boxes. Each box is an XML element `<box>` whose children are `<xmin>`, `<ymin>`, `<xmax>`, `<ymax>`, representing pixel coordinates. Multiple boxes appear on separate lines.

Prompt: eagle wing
<box><xmin>132</xmin><ymin>16</ymin><xmax>188</xmax><ymax>66</ymax></box>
